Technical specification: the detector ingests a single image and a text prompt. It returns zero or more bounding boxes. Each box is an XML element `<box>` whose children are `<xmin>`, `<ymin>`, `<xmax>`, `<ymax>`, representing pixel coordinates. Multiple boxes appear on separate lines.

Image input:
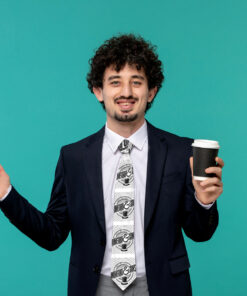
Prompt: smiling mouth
<box><xmin>116</xmin><ymin>100</ymin><xmax>136</xmax><ymax>111</ymax></box>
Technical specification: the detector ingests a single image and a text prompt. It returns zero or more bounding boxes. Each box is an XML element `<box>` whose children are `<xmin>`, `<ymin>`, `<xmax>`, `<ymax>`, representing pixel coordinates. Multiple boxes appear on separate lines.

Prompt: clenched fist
<box><xmin>0</xmin><ymin>164</ymin><xmax>11</xmax><ymax>199</ymax></box>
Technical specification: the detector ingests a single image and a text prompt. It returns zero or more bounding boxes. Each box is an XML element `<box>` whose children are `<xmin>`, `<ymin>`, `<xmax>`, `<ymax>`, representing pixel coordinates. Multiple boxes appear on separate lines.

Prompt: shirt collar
<box><xmin>104</xmin><ymin>120</ymin><xmax>148</xmax><ymax>154</ymax></box>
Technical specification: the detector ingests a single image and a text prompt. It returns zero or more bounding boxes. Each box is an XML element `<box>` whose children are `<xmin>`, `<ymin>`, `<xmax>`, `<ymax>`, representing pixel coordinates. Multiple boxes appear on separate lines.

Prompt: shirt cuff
<box><xmin>0</xmin><ymin>185</ymin><xmax>12</xmax><ymax>201</ymax></box>
<box><xmin>194</xmin><ymin>191</ymin><xmax>214</xmax><ymax>210</ymax></box>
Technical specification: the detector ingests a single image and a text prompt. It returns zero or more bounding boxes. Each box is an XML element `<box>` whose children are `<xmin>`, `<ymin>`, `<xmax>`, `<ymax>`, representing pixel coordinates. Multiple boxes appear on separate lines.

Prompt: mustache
<box><xmin>114</xmin><ymin>96</ymin><xmax>138</xmax><ymax>103</ymax></box>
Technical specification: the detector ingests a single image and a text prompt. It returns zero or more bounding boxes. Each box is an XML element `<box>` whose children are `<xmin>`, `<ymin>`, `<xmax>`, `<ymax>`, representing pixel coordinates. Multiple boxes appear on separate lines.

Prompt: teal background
<box><xmin>0</xmin><ymin>0</ymin><xmax>246</xmax><ymax>295</ymax></box>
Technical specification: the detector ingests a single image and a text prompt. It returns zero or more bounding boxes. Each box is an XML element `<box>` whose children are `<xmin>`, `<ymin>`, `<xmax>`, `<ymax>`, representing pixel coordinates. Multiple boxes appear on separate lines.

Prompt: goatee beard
<box><xmin>114</xmin><ymin>112</ymin><xmax>138</xmax><ymax>122</ymax></box>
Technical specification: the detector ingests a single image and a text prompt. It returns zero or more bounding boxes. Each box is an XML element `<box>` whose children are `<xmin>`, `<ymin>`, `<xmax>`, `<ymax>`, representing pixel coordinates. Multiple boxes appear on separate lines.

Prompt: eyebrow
<box><xmin>107</xmin><ymin>75</ymin><xmax>145</xmax><ymax>81</ymax></box>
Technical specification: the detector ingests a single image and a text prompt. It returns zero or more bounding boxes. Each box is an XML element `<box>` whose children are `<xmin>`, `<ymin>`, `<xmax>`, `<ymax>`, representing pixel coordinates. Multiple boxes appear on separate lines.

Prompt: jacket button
<box><xmin>100</xmin><ymin>239</ymin><xmax>106</xmax><ymax>246</ymax></box>
<box><xmin>93</xmin><ymin>265</ymin><xmax>100</xmax><ymax>274</ymax></box>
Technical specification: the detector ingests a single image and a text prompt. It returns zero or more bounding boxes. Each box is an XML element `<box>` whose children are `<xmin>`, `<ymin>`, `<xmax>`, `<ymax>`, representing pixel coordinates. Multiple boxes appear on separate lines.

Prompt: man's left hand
<box><xmin>189</xmin><ymin>156</ymin><xmax>224</xmax><ymax>205</ymax></box>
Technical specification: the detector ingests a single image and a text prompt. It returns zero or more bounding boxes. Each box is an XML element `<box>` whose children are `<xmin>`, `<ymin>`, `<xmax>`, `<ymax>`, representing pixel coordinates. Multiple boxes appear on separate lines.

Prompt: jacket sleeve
<box><xmin>181</xmin><ymin>150</ymin><xmax>219</xmax><ymax>242</ymax></box>
<box><xmin>0</xmin><ymin>148</ymin><xmax>70</xmax><ymax>251</ymax></box>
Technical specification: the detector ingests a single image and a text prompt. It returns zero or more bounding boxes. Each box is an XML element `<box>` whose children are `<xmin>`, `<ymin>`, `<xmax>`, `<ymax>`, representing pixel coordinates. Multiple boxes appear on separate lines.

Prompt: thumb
<box><xmin>189</xmin><ymin>157</ymin><xmax>193</xmax><ymax>176</ymax></box>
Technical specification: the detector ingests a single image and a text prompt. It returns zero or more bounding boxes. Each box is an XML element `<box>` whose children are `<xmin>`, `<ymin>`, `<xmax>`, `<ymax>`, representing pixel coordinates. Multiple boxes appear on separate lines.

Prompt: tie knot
<box><xmin>118</xmin><ymin>139</ymin><xmax>133</xmax><ymax>154</ymax></box>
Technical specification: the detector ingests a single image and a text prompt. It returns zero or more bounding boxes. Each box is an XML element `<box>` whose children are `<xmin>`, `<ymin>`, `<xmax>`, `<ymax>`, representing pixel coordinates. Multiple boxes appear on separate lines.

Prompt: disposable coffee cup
<box><xmin>191</xmin><ymin>139</ymin><xmax>220</xmax><ymax>180</ymax></box>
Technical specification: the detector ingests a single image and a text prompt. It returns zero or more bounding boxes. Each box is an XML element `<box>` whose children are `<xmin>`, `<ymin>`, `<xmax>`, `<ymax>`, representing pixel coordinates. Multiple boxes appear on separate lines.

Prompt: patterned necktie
<box><xmin>111</xmin><ymin>139</ymin><xmax>136</xmax><ymax>291</ymax></box>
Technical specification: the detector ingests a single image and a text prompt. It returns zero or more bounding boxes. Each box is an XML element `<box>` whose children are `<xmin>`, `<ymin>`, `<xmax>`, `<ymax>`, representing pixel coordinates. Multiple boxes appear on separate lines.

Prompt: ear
<box><xmin>147</xmin><ymin>86</ymin><xmax>158</xmax><ymax>103</ymax></box>
<box><xmin>93</xmin><ymin>87</ymin><xmax>104</xmax><ymax>103</ymax></box>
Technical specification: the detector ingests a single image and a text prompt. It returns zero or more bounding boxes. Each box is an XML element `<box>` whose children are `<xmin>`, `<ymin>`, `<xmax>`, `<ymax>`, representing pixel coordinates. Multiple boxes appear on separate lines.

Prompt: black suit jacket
<box><xmin>0</xmin><ymin>121</ymin><xmax>218</xmax><ymax>296</ymax></box>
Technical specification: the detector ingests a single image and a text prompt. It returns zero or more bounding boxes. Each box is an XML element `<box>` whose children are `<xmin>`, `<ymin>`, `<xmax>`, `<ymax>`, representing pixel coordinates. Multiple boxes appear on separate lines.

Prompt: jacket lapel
<box><xmin>83</xmin><ymin>125</ymin><xmax>106</xmax><ymax>235</ymax></box>
<box><xmin>144</xmin><ymin>121</ymin><xmax>168</xmax><ymax>233</ymax></box>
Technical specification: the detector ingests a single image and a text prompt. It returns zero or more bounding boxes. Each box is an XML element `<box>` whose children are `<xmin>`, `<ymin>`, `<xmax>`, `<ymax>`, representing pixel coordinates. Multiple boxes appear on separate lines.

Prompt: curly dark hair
<box><xmin>87</xmin><ymin>33</ymin><xmax>164</xmax><ymax>112</ymax></box>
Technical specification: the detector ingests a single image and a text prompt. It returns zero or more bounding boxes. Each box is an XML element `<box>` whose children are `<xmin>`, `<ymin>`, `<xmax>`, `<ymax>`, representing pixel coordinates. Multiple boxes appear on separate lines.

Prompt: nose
<box><xmin>120</xmin><ymin>83</ymin><xmax>133</xmax><ymax>97</ymax></box>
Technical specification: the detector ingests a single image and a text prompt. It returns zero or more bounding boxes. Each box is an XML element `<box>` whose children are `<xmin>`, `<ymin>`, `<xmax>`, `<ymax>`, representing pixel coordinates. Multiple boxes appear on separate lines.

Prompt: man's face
<box><xmin>93</xmin><ymin>63</ymin><xmax>157</xmax><ymax>124</ymax></box>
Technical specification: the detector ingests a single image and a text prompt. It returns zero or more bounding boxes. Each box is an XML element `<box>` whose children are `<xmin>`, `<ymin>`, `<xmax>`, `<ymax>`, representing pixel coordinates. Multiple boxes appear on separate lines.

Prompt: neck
<box><xmin>106</xmin><ymin>117</ymin><xmax>145</xmax><ymax>138</ymax></box>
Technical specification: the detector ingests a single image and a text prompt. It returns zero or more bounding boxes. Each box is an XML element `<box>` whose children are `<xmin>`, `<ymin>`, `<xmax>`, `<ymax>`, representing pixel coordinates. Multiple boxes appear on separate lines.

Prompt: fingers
<box><xmin>200</xmin><ymin>185</ymin><xmax>223</xmax><ymax>194</ymax></box>
<box><xmin>205</xmin><ymin>157</ymin><xmax>224</xmax><ymax>179</ymax></box>
<box><xmin>0</xmin><ymin>164</ymin><xmax>7</xmax><ymax>175</ymax></box>
<box><xmin>205</xmin><ymin>167</ymin><xmax>222</xmax><ymax>180</ymax></box>
<box><xmin>200</xmin><ymin>177</ymin><xmax>222</xmax><ymax>187</ymax></box>
<box><xmin>216</xmin><ymin>157</ymin><xmax>224</xmax><ymax>168</ymax></box>
<box><xmin>200</xmin><ymin>177</ymin><xmax>223</xmax><ymax>195</ymax></box>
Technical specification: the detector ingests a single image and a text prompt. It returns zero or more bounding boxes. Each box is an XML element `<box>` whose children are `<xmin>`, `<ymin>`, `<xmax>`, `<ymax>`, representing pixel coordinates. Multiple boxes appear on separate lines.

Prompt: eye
<box><xmin>133</xmin><ymin>81</ymin><xmax>142</xmax><ymax>85</ymax></box>
<box><xmin>110</xmin><ymin>81</ymin><xmax>120</xmax><ymax>85</ymax></box>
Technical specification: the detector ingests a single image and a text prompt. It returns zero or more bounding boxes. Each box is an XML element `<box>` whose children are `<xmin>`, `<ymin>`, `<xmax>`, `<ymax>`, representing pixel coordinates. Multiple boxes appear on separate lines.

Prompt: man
<box><xmin>0</xmin><ymin>34</ymin><xmax>224</xmax><ymax>296</ymax></box>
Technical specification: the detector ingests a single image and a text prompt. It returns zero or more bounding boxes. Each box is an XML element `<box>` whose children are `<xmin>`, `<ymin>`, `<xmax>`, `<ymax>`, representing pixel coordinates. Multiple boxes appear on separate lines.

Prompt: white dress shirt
<box><xmin>0</xmin><ymin>121</ymin><xmax>213</xmax><ymax>278</ymax></box>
